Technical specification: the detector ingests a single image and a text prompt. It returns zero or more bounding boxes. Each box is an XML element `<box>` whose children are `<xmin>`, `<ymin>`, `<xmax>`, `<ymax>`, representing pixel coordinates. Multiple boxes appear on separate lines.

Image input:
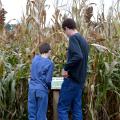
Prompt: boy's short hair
<box><xmin>62</xmin><ymin>18</ymin><xmax>76</xmax><ymax>30</ymax></box>
<box><xmin>39</xmin><ymin>43</ymin><xmax>51</xmax><ymax>54</ymax></box>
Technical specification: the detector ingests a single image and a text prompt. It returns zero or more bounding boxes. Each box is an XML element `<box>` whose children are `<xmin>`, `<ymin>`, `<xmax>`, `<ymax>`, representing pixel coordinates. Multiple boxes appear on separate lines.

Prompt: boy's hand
<box><xmin>62</xmin><ymin>69</ymin><xmax>69</xmax><ymax>78</ymax></box>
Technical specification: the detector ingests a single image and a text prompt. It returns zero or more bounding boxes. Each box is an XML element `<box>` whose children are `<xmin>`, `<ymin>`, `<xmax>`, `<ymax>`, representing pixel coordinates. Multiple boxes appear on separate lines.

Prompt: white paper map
<box><xmin>51</xmin><ymin>77</ymin><xmax>64</xmax><ymax>90</ymax></box>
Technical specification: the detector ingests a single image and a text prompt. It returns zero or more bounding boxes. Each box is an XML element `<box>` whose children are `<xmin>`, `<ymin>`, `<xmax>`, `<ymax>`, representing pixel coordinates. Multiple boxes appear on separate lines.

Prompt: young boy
<box><xmin>28</xmin><ymin>43</ymin><xmax>54</xmax><ymax>120</ymax></box>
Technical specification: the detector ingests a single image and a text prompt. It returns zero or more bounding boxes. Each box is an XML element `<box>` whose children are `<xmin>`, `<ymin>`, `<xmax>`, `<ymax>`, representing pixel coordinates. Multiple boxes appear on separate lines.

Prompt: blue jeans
<box><xmin>58</xmin><ymin>78</ymin><xmax>83</xmax><ymax>120</ymax></box>
<box><xmin>28</xmin><ymin>89</ymin><xmax>48</xmax><ymax>120</ymax></box>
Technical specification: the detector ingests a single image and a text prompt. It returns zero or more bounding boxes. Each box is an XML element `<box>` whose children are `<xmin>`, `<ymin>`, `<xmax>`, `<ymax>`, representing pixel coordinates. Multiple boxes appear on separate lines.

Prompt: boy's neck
<box><xmin>70</xmin><ymin>29</ymin><xmax>78</xmax><ymax>36</ymax></box>
<box><xmin>41</xmin><ymin>54</ymin><xmax>49</xmax><ymax>58</ymax></box>
<box><xmin>68</xmin><ymin>29</ymin><xmax>78</xmax><ymax>37</ymax></box>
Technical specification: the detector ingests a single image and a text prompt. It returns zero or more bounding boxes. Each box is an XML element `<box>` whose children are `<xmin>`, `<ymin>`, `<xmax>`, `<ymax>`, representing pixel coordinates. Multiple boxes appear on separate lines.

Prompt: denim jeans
<box><xmin>28</xmin><ymin>89</ymin><xmax>48</xmax><ymax>120</ymax></box>
<box><xmin>58</xmin><ymin>78</ymin><xmax>83</xmax><ymax>120</ymax></box>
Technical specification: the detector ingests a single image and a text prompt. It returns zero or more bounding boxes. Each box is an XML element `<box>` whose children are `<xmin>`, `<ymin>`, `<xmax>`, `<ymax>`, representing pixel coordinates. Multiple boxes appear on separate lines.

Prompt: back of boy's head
<box><xmin>39</xmin><ymin>43</ymin><xmax>51</xmax><ymax>54</ymax></box>
<box><xmin>62</xmin><ymin>18</ymin><xmax>76</xmax><ymax>30</ymax></box>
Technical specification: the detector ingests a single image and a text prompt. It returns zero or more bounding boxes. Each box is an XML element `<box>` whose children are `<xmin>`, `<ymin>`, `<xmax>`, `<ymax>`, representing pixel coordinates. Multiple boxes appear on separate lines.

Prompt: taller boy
<box><xmin>58</xmin><ymin>18</ymin><xmax>89</xmax><ymax>120</ymax></box>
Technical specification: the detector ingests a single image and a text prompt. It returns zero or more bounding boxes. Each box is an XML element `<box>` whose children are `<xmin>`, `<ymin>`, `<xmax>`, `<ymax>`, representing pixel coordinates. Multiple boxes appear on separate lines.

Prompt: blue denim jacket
<box><xmin>29</xmin><ymin>55</ymin><xmax>54</xmax><ymax>92</ymax></box>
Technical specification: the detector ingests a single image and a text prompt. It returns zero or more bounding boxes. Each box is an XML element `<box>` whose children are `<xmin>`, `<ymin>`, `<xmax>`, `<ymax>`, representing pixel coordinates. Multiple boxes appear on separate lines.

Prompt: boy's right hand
<box><xmin>62</xmin><ymin>69</ymin><xmax>69</xmax><ymax>78</ymax></box>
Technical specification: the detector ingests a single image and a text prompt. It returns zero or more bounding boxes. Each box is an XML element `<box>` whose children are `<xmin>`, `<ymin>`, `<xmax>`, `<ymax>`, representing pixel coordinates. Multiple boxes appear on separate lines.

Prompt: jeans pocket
<box><xmin>61</xmin><ymin>78</ymin><xmax>74</xmax><ymax>92</ymax></box>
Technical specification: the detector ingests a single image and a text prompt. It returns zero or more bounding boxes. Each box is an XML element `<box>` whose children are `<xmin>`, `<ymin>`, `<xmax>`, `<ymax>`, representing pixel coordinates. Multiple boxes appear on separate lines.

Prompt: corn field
<box><xmin>0</xmin><ymin>0</ymin><xmax>120</xmax><ymax>120</ymax></box>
